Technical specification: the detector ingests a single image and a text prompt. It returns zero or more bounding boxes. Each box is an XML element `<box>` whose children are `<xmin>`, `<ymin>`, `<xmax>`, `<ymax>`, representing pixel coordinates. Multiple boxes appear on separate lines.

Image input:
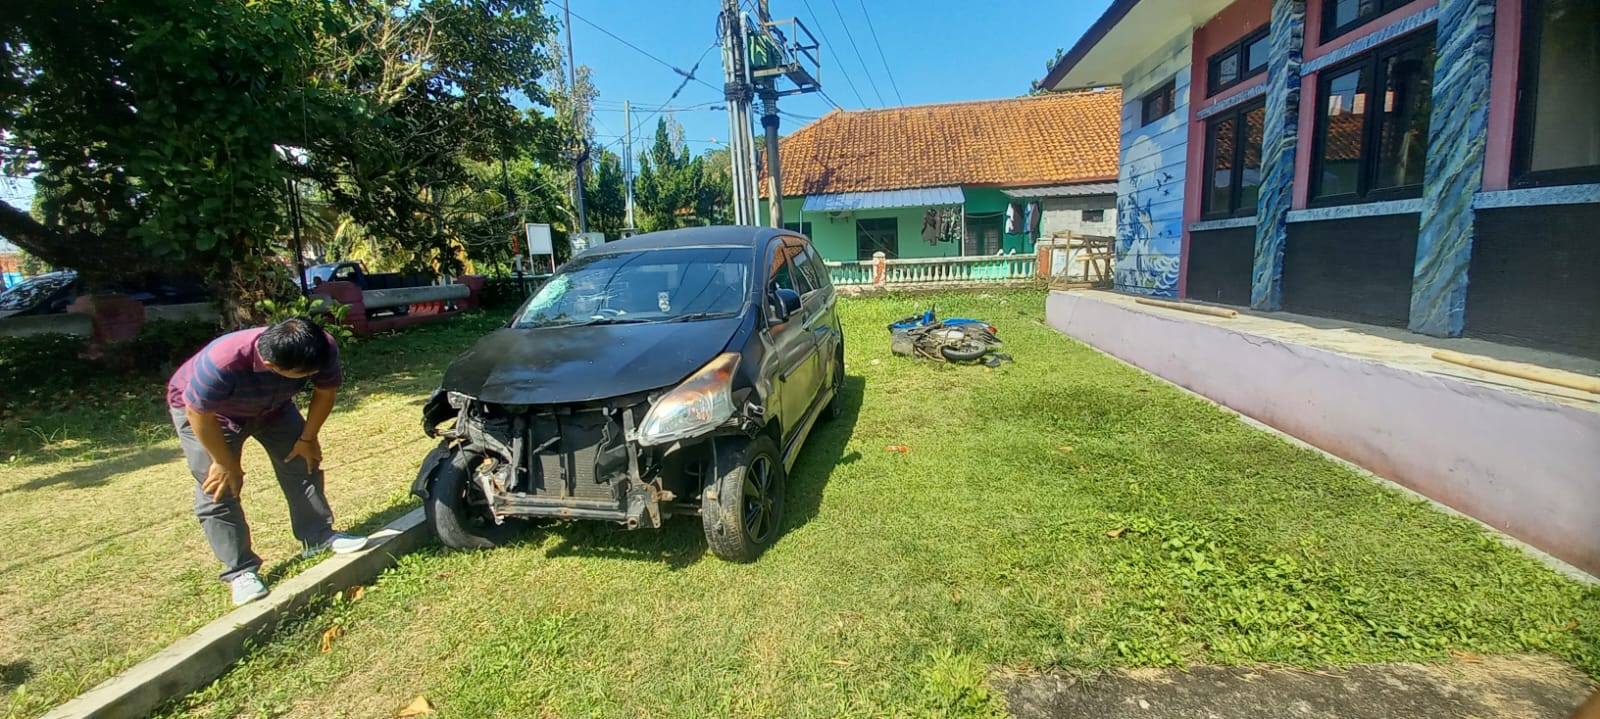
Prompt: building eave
<box><xmin>1040</xmin><ymin>0</ymin><xmax>1233</xmax><ymax>91</ymax></box>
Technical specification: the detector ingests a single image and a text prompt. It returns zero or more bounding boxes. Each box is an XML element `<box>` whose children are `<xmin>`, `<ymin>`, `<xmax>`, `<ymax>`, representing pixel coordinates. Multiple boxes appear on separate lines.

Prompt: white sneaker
<box><xmin>230</xmin><ymin>572</ymin><xmax>270</xmax><ymax>606</ymax></box>
<box><xmin>303</xmin><ymin>532</ymin><xmax>368</xmax><ymax>559</ymax></box>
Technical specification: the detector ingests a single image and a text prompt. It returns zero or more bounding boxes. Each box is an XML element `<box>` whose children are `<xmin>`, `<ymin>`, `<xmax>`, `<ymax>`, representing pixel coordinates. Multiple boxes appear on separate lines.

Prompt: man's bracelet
<box><xmin>297</xmin><ymin>437</ymin><xmax>316</xmax><ymax>443</ymax></box>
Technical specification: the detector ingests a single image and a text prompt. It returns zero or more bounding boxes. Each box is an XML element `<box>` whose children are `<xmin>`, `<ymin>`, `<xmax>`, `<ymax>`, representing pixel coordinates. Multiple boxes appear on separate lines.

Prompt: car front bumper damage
<box><xmin>413</xmin><ymin>388</ymin><xmax>760</xmax><ymax>530</ymax></box>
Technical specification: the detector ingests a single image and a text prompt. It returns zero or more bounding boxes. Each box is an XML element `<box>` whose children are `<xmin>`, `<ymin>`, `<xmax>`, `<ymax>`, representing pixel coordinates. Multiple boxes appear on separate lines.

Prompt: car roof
<box><xmin>584</xmin><ymin>225</ymin><xmax>793</xmax><ymax>256</ymax></box>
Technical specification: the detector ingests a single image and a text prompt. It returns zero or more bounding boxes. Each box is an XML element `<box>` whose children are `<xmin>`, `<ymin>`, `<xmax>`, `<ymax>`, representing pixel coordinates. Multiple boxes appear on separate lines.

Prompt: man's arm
<box><xmin>186</xmin><ymin>406</ymin><xmax>244</xmax><ymax>500</ymax></box>
<box><xmin>303</xmin><ymin>386</ymin><xmax>336</xmax><ymax>439</ymax></box>
<box><xmin>285</xmin><ymin>386</ymin><xmax>336</xmax><ymax>472</ymax></box>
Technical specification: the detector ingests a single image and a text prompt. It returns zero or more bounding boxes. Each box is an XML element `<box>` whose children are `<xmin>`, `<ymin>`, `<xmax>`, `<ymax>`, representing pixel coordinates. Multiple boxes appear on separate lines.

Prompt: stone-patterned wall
<box><xmin>1410</xmin><ymin>0</ymin><xmax>1497</xmax><ymax>336</ymax></box>
<box><xmin>1250</xmin><ymin>0</ymin><xmax>1306</xmax><ymax>310</ymax></box>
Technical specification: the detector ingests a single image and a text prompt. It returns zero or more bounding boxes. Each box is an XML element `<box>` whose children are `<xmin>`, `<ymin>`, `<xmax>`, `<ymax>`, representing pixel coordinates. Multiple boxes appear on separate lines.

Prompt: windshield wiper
<box><xmin>571</xmin><ymin>316</ymin><xmax>653</xmax><ymax>326</ymax></box>
<box><xmin>664</xmin><ymin>312</ymin><xmax>735</xmax><ymax>323</ymax></box>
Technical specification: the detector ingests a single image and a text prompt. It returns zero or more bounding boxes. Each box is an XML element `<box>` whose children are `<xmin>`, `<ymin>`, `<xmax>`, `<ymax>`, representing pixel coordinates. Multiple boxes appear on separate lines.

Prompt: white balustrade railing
<box><xmin>824</xmin><ymin>253</ymin><xmax>1037</xmax><ymax>288</ymax></box>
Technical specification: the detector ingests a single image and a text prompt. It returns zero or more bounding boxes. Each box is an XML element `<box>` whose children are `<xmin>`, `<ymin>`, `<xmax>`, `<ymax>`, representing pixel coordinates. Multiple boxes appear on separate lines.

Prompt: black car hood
<box><xmin>439</xmin><ymin>316</ymin><xmax>745</xmax><ymax>405</ymax></box>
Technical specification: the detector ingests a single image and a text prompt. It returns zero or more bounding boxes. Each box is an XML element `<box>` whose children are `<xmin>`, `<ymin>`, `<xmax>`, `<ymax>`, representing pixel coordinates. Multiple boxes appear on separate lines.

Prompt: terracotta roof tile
<box><xmin>767</xmin><ymin>89</ymin><xmax>1123</xmax><ymax>197</ymax></box>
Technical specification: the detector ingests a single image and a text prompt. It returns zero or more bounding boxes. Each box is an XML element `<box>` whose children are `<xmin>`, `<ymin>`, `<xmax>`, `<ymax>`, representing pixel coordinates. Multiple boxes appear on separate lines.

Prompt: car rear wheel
<box><xmin>701</xmin><ymin>435</ymin><xmax>785</xmax><ymax>562</ymax></box>
<box><xmin>824</xmin><ymin>342</ymin><xmax>845</xmax><ymax>421</ymax></box>
<box><xmin>426</xmin><ymin>451</ymin><xmax>521</xmax><ymax>550</ymax></box>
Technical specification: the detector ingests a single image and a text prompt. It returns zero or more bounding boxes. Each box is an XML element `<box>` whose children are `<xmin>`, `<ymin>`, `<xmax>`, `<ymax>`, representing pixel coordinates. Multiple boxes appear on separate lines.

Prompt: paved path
<box><xmin>1005</xmin><ymin>655</ymin><xmax>1593</xmax><ymax>719</ymax></box>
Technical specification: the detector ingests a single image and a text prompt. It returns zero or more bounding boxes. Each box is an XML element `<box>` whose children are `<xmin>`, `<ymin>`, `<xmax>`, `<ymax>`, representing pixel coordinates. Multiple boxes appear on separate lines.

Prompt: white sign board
<box><xmin>579</xmin><ymin>231</ymin><xmax>606</xmax><ymax>247</ymax></box>
<box><xmin>524</xmin><ymin>223</ymin><xmax>553</xmax><ymax>256</ymax></box>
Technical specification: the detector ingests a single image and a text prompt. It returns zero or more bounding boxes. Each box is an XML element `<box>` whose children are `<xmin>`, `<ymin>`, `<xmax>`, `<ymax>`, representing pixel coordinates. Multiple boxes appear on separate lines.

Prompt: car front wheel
<box><xmin>426</xmin><ymin>451</ymin><xmax>521</xmax><ymax>550</ymax></box>
<box><xmin>701</xmin><ymin>435</ymin><xmax>786</xmax><ymax>562</ymax></box>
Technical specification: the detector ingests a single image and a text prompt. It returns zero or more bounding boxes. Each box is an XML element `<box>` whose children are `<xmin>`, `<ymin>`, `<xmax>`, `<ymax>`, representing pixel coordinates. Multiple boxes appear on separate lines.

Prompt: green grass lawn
<box><xmin>5</xmin><ymin>290</ymin><xmax>1598</xmax><ymax>719</ymax></box>
<box><xmin>0</xmin><ymin>312</ymin><xmax>509</xmax><ymax>719</ymax></box>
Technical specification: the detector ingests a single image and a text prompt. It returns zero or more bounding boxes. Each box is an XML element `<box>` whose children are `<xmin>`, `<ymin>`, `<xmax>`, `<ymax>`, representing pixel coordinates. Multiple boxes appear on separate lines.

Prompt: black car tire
<box><xmin>426</xmin><ymin>451</ymin><xmax>520</xmax><ymax>550</ymax></box>
<box><xmin>702</xmin><ymin>435</ymin><xmax>786</xmax><ymax>562</ymax></box>
<box><xmin>824</xmin><ymin>342</ymin><xmax>846</xmax><ymax>421</ymax></box>
<box><xmin>941</xmin><ymin>338</ymin><xmax>989</xmax><ymax>362</ymax></box>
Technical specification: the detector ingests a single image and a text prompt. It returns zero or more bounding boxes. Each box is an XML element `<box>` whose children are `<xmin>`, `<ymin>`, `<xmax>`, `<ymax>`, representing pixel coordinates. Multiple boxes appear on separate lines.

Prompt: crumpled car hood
<box><xmin>438</xmin><ymin>317</ymin><xmax>744</xmax><ymax>405</ymax></box>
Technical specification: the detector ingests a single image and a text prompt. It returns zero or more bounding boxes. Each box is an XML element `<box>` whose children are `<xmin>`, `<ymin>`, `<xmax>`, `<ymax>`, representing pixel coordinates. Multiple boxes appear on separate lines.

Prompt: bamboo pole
<box><xmin>1432</xmin><ymin>350</ymin><xmax>1600</xmax><ymax>394</ymax></box>
<box><xmin>1135</xmin><ymin>297</ymin><xmax>1240</xmax><ymax>318</ymax></box>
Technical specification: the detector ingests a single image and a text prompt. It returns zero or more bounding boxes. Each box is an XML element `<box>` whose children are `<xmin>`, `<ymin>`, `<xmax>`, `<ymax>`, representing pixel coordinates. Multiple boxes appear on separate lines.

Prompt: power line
<box><xmin>796</xmin><ymin>0</ymin><xmax>867</xmax><ymax>108</ymax></box>
<box><xmin>549</xmin><ymin>1</ymin><xmax>721</xmax><ymax>93</ymax></box>
<box><xmin>817</xmin><ymin>89</ymin><xmax>846</xmax><ymax>112</ymax></box>
<box><xmin>854</xmin><ymin>0</ymin><xmax>903</xmax><ymax>105</ymax></box>
<box><xmin>825</xmin><ymin>0</ymin><xmax>886</xmax><ymax>106</ymax></box>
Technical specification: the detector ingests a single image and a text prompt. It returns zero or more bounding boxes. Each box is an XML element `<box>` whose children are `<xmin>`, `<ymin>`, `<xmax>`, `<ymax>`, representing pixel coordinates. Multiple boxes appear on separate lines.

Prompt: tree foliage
<box><xmin>0</xmin><ymin>0</ymin><xmax>562</xmax><ymax>322</ymax></box>
<box><xmin>634</xmin><ymin>116</ymin><xmax>731</xmax><ymax>232</ymax></box>
<box><xmin>1029</xmin><ymin>48</ymin><xmax>1067</xmax><ymax>95</ymax></box>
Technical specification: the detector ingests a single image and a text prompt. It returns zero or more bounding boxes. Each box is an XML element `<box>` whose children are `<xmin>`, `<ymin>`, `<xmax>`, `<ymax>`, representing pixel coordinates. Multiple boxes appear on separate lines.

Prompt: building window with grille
<box><xmin>782</xmin><ymin>221</ymin><xmax>814</xmax><ymax>237</ymax></box>
<box><xmin>1082</xmin><ymin>208</ymin><xmax>1105</xmax><ymax>223</ymax></box>
<box><xmin>855</xmin><ymin>218</ymin><xmax>898</xmax><ymax>260</ymax></box>
<box><xmin>1141</xmin><ymin>80</ymin><xmax>1176</xmax><ymax>126</ymax></box>
<box><xmin>1207</xmin><ymin>27</ymin><xmax>1270</xmax><ymax>96</ymax></box>
<box><xmin>1309</xmin><ymin>29</ymin><xmax>1435</xmax><ymax>205</ymax></box>
<box><xmin>1203</xmin><ymin>100</ymin><xmax>1266</xmax><ymax>218</ymax></box>
<box><xmin>1514</xmin><ymin>0</ymin><xmax>1600</xmax><ymax>186</ymax></box>
<box><xmin>1322</xmin><ymin>0</ymin><xmax>1421</xmax><ymax>43</ymax></box>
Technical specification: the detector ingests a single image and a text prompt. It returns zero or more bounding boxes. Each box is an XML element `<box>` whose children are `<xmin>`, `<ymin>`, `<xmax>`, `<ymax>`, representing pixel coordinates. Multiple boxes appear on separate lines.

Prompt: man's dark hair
<box><xmin>256</xmin><ymin>317</ymin><xmax>330</xmax><ymax>373</ymax></box>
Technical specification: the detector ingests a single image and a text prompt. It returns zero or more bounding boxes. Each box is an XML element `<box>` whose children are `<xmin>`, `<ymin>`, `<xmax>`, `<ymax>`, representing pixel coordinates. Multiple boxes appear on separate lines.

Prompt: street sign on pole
<box><xmin>525</xmin><ymin>223</ymin><xmax>553</xmax><ymax>256</ymax></box>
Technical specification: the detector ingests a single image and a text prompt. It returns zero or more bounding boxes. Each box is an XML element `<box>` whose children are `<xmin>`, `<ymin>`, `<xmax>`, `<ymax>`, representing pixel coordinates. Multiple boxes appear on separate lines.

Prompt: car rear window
<box><xmin>515</xmin><ymin>247</ymin><xmax>751</xmax><ymax>328</ymax></box>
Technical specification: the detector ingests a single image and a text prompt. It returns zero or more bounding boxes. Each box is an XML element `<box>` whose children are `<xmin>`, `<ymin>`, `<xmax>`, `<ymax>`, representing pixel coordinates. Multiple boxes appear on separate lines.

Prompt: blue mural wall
<box><xmin>1114</xmin><ymin>36</ymin><xmax>1191</xmax><ymax>298</ymax></box>
<box><xmin>1410</xmin><ymin>0</ymin><xmax>1496</xmax><ymax>336</ymax></box>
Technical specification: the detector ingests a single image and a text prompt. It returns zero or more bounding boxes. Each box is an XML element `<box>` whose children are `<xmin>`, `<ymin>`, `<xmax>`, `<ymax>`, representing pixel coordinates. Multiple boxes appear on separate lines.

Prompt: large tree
<box><xmin>0</xmin><ymin>0</ymin><xmax>560</xmax><ymax>321</ymax></box>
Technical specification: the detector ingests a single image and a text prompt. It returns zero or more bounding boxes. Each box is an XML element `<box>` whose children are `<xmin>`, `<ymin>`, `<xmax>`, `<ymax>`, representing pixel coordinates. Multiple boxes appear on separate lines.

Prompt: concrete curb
<box><xmin>41</xmin><ymin>507</ymin><xmax>431</xmax><ymax>719</ymax></box>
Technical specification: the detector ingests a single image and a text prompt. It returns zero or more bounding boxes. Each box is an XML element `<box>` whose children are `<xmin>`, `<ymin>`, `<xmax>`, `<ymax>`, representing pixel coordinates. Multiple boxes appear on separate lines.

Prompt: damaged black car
<box><xmin>414</xmin><ymin>227</ymin><xmax>845</xmax><ymax>561</ymax></box>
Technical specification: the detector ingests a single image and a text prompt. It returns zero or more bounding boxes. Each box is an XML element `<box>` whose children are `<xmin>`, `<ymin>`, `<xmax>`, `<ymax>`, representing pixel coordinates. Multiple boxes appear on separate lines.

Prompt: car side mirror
<box><xmin>770</xmin><ymin>287</ymin><xmax>802</xmax><ymax>322</ymax></box>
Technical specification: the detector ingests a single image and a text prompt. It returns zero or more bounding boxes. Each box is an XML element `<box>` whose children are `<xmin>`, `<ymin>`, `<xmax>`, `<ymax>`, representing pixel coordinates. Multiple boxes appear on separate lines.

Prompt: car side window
<box><xmin>768</xmin><ymin>242</ymin><xmax>798</xmax><ymax>293</ymax></box>
<box><xmin>785</xmin><ymin>239</ymin><xmax>824</xmax><ymax>295</ymax></box>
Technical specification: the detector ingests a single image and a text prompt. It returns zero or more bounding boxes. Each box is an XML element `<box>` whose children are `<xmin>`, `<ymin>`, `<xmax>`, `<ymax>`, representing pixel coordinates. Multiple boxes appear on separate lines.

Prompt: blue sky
<box><xmin>568</xmin><ymin>0</ymin><xmax>1113</xmax><ymax>157</ymax></box>
<box><xmin>1</xmin><ymin>0</ymin><xmax>1114</xmax><ymax>212</ymax></box>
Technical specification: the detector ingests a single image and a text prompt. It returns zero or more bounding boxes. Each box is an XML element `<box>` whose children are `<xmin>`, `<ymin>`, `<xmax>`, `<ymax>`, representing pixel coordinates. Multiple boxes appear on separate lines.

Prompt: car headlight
<box><xmin>637</xmin><ymin>353</ymin><xmax>740</xmax><ymax>446</ymax></box>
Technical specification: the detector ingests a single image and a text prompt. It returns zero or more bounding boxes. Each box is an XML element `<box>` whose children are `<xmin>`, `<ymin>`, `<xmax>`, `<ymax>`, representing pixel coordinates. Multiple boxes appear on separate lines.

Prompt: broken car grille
<box><xmin>520</xmin><ymin>408</ymin><xmax>635</xmax><ymax>503</ymax></box>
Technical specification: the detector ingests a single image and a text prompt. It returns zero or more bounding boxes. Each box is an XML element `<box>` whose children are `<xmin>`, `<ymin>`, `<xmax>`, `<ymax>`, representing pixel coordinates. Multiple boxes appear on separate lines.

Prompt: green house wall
<box><xmin>759</xmin><ymin>188</ymin><xmax>1037</xmax><ymax>263</ymax></box>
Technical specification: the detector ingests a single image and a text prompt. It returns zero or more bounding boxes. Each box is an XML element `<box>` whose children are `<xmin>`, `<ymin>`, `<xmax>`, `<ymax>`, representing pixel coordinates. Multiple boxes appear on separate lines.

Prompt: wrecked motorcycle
<box><xmin>887</xmin><ymin>306</ymin><xmax>1004</xmax><ymax>363</ymax></box>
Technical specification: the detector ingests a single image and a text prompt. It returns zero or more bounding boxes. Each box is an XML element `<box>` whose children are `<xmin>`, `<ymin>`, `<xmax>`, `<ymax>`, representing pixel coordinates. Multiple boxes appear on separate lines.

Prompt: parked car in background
<box><xmin>305</xmin><ymin>261</ymin><xmax>436</xmax><ymax>317</ymax></box>
<box><xmin>413</xmin><ymin>226</ymin><xmax>846</xmax><ymax>561</ymax></box>
<box><xmin>0</xmin><ymin>270</ymin><xmax>208</xmax><ymax>320</ymax></box>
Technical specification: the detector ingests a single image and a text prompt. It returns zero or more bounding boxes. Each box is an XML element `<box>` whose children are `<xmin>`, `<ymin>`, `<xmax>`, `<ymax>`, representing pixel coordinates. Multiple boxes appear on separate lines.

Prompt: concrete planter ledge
<box><xmin>41</xmin><ymin>508</ymin><xmax>430</xmax><ymax>719</ymax></box>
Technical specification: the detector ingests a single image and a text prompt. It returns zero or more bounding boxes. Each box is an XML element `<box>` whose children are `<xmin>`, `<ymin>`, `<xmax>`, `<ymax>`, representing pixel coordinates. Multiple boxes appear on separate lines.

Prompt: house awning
<box><xmin>1003</xmin><ymin>182</ymin><xmax>1119</xmax><ymax>199</ymax></box>
<box><xmin>801</xmin><ymin>186</ymin><xmax>964</xmax><ymax>213</ymax></box>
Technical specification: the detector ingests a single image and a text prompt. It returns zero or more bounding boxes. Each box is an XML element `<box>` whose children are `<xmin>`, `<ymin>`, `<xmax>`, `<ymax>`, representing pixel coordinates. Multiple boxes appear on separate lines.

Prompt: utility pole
<box><xmin>719</xmin><ymin>0</ymin><xmax>760</xmax><ymax>225</ymax></box>
<box><xmin>720</xmin><ymin>0</ymin><xmax>821</xmax><ymax>228</ymax></box>
<box><xmin>757</xmin><ymin>0</ymin><xmax>782</xmax><ymax>228</ymax></box>
<box><xmin>564</xmin><ymin>0</ymin><xmax>588</xmax><ymax>233</ymax></box>
<box><xmin>624</xmin><ymin>99</ymin><xmax>635</xmax><ymax>231</ymax></box>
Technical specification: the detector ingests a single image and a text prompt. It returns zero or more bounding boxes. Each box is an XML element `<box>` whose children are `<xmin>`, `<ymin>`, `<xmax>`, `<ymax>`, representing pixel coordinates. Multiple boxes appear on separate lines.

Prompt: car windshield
<box><xmin>513</xmin><ymin>247</ymin><xmax>751</xmax><ymax>329</ymax></box>
<box><xmin>0</xmin><ymin>273</ymin><xmax>74</xmax><ymax>312</ymax></box>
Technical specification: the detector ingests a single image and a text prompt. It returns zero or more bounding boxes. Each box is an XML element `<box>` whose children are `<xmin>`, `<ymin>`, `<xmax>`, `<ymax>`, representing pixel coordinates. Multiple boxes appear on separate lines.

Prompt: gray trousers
<box><xmin>171</xmin><ymin>406</ymin><xmax>336</xmax><ymax>581</ymax></box>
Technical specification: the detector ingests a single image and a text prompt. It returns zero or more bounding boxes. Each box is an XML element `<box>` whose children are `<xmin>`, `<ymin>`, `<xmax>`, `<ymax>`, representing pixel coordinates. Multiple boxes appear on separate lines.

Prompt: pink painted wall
<box><xmin>1047</xmin><ymin>291</ymin><xmax>1600</xmax><ymax>579</ymax></box>
<box><xmin>1482</xmin><ymin>0</ymin><xmax>1522</xmax><ymax>191</ymax></box>
<box><xmin>1181</xmin><ymin>0</ymin><xmax>1272</xmax><ymax>298</ymax></box>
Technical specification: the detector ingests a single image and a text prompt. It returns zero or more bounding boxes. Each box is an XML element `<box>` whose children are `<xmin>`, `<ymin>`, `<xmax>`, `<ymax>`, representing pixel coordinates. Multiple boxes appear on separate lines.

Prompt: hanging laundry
<box><xmin>1005</xmin><ymin>203</ymin><xmax>1023</xmax><ymax>234</ymax></box>
<box><xmin>1025</xmin><ymin>201</ymin><xmax>1042</xmax><ymax>237</ymax></box>
<box><xmin>922</xmin><ymin>209</ymin><xmax>941</xmax><ymax>243</ymax></box>
<box><xmin>940</xmin><ymin>209</ymin><xmax>963</xmax><ymax>244</ymax></box>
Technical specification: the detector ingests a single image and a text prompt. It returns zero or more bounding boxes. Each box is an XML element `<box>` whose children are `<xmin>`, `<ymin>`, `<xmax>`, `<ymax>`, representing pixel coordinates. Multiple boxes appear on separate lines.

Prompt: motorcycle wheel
<box><xmin>941</xmin><ymin>338</ymin><xmax>989</xmax><ymax>362</ymax></box>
